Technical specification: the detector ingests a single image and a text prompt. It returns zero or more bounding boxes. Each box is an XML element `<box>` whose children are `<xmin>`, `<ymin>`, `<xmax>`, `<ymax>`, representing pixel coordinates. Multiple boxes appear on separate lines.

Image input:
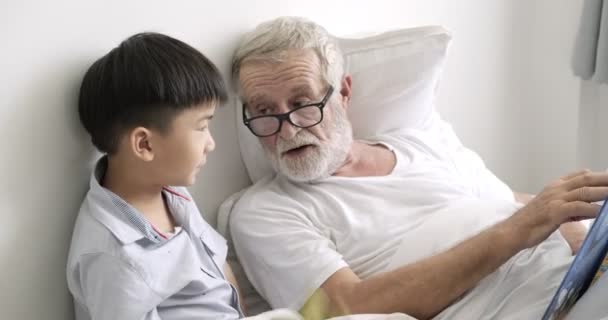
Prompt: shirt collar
<box><xmin>163</xmin><ymin>186</ymin><xmax>211</xmax><ymax>244</ymax></box>
<box><xmin>86</xmin><ymin>157</ymin><xmax>194</xmax><ymax>245</ymax></box>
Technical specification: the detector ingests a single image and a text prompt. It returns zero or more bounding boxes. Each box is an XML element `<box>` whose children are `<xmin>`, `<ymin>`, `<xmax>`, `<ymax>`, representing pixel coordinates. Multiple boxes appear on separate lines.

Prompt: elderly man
<box><xmin>229</xmin><ymin>17</ymin><xmax>608</xmax><ymax>320</ymax></box>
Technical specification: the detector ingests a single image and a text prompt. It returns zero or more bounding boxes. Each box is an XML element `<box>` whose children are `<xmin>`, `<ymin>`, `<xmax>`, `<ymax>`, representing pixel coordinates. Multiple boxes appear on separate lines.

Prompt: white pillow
<box><xmin>236</xmin><ymin>25</ymin><xmax>452</xmax><ymax>183</ymax></box>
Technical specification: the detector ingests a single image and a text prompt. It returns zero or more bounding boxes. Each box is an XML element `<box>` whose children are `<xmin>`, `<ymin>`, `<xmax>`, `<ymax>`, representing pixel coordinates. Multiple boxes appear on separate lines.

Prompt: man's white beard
<box><xmin>264</xmin><ymin>105</ymin><xmax>353</xmax><ymax>182</ymax></box>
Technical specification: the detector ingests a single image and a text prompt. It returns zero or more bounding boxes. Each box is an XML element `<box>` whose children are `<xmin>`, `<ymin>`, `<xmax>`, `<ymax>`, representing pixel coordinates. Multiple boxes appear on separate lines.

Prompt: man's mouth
<box><xmin>281</xmin><ymin>144</ymin><xmax>314</xmax><ymax>157</ymax></box>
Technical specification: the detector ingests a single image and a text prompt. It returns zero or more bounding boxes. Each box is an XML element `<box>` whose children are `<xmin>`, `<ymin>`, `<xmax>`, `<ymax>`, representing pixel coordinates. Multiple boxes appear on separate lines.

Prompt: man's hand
<box><xmin>508</xmin><ymin>170</ymin><xmax>608</xmax><ymax>250</ymax></box>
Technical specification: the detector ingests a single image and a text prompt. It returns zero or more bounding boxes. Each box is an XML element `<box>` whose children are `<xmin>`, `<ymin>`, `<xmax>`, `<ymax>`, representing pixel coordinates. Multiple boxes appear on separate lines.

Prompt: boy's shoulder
<box><xmin>67</xmin><ymin>188</ymin><xmax>131</xmax><ymax>267</ymax></box>
<box><xmin>67</xmin><ymin>160</ymin><xmax>149</xmax><ymax>270</ymax></box>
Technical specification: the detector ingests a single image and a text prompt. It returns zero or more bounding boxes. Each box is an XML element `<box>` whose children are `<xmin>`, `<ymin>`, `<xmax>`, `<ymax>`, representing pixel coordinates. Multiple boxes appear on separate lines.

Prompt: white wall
<box><xmin>578</xmin><ymin>82</ymin><xmax>608</xmax><ymax>171</ymax></box>
<box><xmin>0</xmin><ymin>1</ymin><xmax>540</xmax><ymax>319</ymax></box>
<box><xmin>515</xmin><ymin>0</ymin><xmax>608</xmax><ymax>192</ymax></box>
<box><xmin>517</xmin><ymin>0</ymin><xmax>586</xmax><ymax>192</ymax></box>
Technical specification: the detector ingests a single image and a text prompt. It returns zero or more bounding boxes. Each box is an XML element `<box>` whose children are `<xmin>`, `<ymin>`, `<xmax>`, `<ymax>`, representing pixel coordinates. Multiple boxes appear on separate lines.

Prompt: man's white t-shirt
<box><xmin>230</xmin><ymin>128</ymin><xmax>574</xmax><ymax>320</ymax></box>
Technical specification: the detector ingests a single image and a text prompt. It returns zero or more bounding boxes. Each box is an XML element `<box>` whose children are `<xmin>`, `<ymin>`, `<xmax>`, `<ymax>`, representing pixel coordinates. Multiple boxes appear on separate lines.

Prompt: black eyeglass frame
<box><xmin>242</xmin><ymin>85</ymin><xmax>335</xmax><ymax>137</ymax></box>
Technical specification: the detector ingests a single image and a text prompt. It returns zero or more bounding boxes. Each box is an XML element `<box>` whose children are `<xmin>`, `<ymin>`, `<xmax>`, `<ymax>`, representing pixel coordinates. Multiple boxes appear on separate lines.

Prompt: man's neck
<box><xmin>333</xmin><ymin>141</ymin><xmax>396</xmax><ymax>178</ymax></box>
<box><xmin>103</xmin><ymin>157</ymin><xmax>175</xmax><ymax>232</ymax></box>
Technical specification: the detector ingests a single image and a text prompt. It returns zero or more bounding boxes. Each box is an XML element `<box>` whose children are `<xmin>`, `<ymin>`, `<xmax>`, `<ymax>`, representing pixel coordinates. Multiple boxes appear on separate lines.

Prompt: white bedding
<box><xmin>244</xmin><ymin>309</ymin><xmax>414</xmax><ymax>320</ymax></box>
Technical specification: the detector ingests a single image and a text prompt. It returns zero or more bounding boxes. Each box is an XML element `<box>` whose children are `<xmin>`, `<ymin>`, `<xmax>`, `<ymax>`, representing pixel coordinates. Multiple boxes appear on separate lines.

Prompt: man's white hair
<box><xmin>231</xmin><ymin>16</ymin><xmax>344</xmax><ymax>94</ymax></box>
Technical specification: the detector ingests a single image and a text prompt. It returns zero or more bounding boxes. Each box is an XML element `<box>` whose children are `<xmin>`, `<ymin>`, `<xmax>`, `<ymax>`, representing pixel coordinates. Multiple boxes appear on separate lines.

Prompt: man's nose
<box><xmin>277</xmin><ymin>117</ymin><xmax>300</xmax><ymax>140</ymax></box>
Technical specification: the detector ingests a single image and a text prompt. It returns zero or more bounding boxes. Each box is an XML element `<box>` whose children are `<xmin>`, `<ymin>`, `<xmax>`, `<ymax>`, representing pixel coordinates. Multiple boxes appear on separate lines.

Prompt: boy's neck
<box><xmin>102</xmin><ymin>156</ymin><xmax>176</xmax><ymax>233</ymax></box>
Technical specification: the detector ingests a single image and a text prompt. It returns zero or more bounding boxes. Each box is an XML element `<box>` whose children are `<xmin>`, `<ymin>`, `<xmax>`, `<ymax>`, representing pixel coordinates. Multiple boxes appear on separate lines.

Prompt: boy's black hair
<box><xmin>78</xmin><ymin>32</ymin><xmax>227</xmax><ymax>154</ymax></box>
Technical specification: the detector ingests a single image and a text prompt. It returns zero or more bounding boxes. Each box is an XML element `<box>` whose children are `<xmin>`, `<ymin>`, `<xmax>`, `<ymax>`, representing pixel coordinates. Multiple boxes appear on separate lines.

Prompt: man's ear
<box><xmin>129</xmin><ymin>127</ymin><xmax>155</xmax><ymax>162</ymax></box>
<box><xmin>339</xmin><ymin>74</ymin><xmax>353</xmax><ymax>110</ymax></box>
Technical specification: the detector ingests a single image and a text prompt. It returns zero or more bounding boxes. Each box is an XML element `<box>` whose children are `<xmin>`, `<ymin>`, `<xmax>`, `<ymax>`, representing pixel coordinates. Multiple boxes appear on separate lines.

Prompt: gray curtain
<box><xmin>572</xmin><ymin>0</ymin><xmax>608</xmax><ymax>84</ymax></box>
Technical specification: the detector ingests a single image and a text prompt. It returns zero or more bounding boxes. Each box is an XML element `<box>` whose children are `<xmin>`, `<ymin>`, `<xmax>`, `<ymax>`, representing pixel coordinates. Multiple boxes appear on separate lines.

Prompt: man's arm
<box><xmin>304</xmin><ymin>170</ymin><xmax>608</xmax><ymax>320</ymax></box>
<box><xmin>514</xmin><ymin>191</ymin><xmax>588</xmax><ymax>254</ymax></box>
<box><xmin>314</xmin><ymin>220</ymin><xmax>521</xmax><ymax>320</ymax></box>
<box><xmin>514</xmin><ymin>191</ymin><xmax>535</xmax><ymax>205</ymax></box>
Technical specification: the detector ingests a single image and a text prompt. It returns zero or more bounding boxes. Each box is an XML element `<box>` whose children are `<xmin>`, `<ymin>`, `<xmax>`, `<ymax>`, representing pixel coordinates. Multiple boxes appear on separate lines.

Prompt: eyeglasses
<box><xmin>242</xmin><ymin>86</ymin><xmax>334</xmax><ymax>137</ymax></box>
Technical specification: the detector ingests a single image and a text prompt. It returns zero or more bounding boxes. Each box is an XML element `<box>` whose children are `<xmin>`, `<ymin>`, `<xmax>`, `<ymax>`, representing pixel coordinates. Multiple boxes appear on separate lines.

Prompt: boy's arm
<box><xmin>224</xmin><ymin>263</ymin><xmax>247</xmax><ymax>315</ymax></box>
<box><xmin>80</xmin><ymin>253</ymin><xmax>162</xmax><ymax>320</ymax></box>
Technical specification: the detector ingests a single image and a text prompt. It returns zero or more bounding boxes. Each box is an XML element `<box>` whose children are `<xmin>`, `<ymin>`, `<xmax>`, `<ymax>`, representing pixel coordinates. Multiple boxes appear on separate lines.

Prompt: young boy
<box><xmin>66</xmin><ymin>32</ymin><xmax>244</xmax><ymax>320</ymax></box>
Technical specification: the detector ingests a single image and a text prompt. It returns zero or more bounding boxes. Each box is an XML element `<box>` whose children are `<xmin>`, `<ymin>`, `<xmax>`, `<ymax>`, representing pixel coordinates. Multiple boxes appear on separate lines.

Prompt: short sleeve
<box><xmin>230</xmin><ymin>201</ymin><xmax>347</xmax><ymax>310</ymax></box>
<box><xmin>78</xmin><ymin>253</ymin><xmax>162</xmax><ymax>320</ymax></box>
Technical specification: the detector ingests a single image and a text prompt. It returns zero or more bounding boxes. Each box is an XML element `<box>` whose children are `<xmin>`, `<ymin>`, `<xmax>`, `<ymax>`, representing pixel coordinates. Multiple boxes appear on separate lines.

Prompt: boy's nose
<box><xmin>207</xmin><ymin>134</ymin><xmax>216</xmax><ymax>153</ymax></box>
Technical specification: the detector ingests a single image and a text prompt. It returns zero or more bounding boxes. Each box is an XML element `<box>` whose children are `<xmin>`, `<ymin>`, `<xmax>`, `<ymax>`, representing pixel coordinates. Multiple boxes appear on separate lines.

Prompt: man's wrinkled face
<box><xmin>239</xmin><ymin>50</ymin><xmax>353</xmax><ymax>182</ymax></box>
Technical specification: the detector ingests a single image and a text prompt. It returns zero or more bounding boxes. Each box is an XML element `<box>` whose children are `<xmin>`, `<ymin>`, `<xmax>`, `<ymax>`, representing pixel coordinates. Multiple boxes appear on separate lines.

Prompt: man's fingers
<box><xmin>563</xmin><ymin>172</ymin><xmax>608</xmax><ymax>191</ymax></box>
<box><xmin>561</xmin><ymin>202</ymin><xmax>602</xmax><ymax>221</ymax></box>
<box><xmin>560</xmin><ymin>169</ymin><xmax>591</xmax><ymax>181</ymax></box>
<box><xmin>564</xmin><ymin>186</ymin><xmax>608</xmax><ymax>202</ymax></box>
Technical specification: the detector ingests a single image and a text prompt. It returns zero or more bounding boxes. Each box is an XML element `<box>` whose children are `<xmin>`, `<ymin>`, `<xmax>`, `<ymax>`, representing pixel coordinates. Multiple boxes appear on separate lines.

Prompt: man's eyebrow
<box><xmin>247</xmin><ymin>93</ymin><xmax>267</xmax><ymax>105</ymax></box>
<box><xmin>244</xmin><ymin>86</ymin><xmax>314</xmax><ymax>106</ymax></box>
<box><xmin>290</xmin><ymin>85</ymin><xmax>314</xmax><ymax>97</ymax></box>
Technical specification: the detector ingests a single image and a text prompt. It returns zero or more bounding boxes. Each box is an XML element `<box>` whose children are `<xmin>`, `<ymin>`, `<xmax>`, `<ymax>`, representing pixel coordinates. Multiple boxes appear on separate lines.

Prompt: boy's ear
<box><xmin>129</xmin><ymin>127</ymin><xmax>155</xmax><ymax>162</ymax></box>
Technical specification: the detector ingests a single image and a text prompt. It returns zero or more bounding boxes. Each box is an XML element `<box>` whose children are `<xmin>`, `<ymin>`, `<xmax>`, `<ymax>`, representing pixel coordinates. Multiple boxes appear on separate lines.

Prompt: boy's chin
<box><xmin>188</xmin><ymin>170</ymin><xmax>203</xmax><ymax>185</ymax></box>
<box><xmin>183</xmin><ymin>176</ymin><xmax>197</xmax><ymax>186</ymax></box>
<box><xmin>171</xmin><ymin>175</ymin><xmax>197</xmax><ymax>187</ymax></box>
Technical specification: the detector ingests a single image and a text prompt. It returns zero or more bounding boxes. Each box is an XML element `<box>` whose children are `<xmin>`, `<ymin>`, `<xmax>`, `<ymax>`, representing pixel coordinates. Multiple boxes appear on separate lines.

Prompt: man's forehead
<box><xmin>245</xmin><ymin>84</ymin><xmax>317</xmax><ymax>101</ymax></box>
<box><xmin>239</xmin><ymin>56</ymin><xmax>324</xmax><ymax>102</ymax></box>
<box><xmin>241</xmin><ymin>64</ymin><xmax>320</xmax><ymax>84</ymax></box>
<box><xmin>242</xmin><ymin>48</ymin><xmax>319</xmax><ymax>67</ymax></box>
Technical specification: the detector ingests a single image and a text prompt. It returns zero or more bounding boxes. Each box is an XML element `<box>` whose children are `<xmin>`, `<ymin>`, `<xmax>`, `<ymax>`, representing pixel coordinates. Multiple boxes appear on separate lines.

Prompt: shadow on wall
<box><xmin>577</xmin><ymin>81</ymin><xmax>608</xmax><ymax>171</ymax></box>
<box><xmin>0</xmin><ymin>57</ymin><xmax>98</xmax><ymax>320</ymax></box>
